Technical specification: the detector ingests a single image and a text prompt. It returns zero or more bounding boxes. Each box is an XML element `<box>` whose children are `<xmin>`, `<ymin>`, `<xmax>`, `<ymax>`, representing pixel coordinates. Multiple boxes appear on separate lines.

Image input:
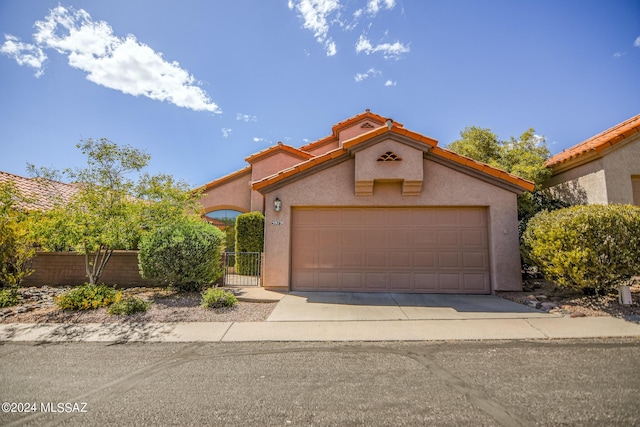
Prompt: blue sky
<box><xmin>1</xmin><ymin>1</ymin><xmax>639</xmax><ymax>188</ymax></box>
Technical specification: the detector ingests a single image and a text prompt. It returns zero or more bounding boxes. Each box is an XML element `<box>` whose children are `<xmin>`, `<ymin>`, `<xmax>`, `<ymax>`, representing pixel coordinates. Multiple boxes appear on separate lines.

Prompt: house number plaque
<box><xmin>271</xmin><ymin>220</ymin><xmax>284</xmax><ymax>225</ymax></box>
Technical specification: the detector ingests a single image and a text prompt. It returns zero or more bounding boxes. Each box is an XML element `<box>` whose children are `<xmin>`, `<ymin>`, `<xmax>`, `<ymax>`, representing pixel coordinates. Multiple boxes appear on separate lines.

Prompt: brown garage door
<box><xmin>291</xmin><ymin>207</ymin><xmax>490</xmax><ymax>293</ymax></box>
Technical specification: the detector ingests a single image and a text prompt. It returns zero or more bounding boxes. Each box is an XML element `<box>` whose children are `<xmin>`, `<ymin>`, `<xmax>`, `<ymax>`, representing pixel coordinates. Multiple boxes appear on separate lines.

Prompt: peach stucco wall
<box><xmin>200</xmin><ymin>173</ymin><xmax>251</xmax><ymax>214</ymax></box>
<box><xmin>546</xmin><ymin>135</ymin><xmax>640</xmax><ymax>205</ymax></box>
<box><xmin>250</xmin><ymin>151</ymin><xmax>311</xmax><ymax>212</ymax></box>
<box><xmin>261</xmin><ymin>157</ymin><xmax>522</xmax><ymax>293</ymax></box>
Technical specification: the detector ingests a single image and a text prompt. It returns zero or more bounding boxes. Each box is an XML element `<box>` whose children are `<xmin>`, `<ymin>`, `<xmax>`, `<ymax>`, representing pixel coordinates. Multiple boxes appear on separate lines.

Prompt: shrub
<box><xmin>0</xmin><ymin>287</ymin><xmax>19</xmax><ymax>308</ymax></box>
<box><xmin>201</xmin><ymin>287</ymin><xmax>237</xmax><ymax>308</ymax></box>
<box><xmin>522</xmin><ymin>204</ymin><xmax>640</xmax><ymax>293</ymax></box>
<box><xmin>0</xmin><ymin>182</ymin><xmax>35</xmax><ymax>287</ymax></box>
<box><xmin>138</xmin><ymin>218</ymin><xmax>225</xmax><ymax>291</ymax></box>
<box><xmin>235</xmin><ymin>211</ymin><xmax>264</xmax><ymax>275</ymax></box>
<box><xmin>56</xmin><ymin>283</ymin><xmax>122</xmax><ymax>310</ymax></box>
<box><xmin>108</xmin><ymin>296</ymin><xmax>151</xmax><ymax>315</ymax></box>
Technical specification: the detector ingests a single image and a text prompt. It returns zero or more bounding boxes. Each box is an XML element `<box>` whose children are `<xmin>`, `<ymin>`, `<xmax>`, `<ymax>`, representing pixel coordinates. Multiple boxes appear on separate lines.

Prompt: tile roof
<box><xmin>245</xmin><ymin>141</ymin><xmax>313</xmax><ymax>164</ymax></box>
<box><xmin>0</xmin><ymin>170</ymin><xmax>78</xmax><ymax>211</ymax></box>
<box><xmin>252</xmin><ymin>122</ymin><xmax>535</xmax><ymax>193</ymax></box>
<box><xmin>546</xmin><ymin>113</ymin><xmax>640</xmax><ymax>169</ymax></box>
<box><xmin>198</xmin><ymin>166</ymin><xmax>252</xmax><ymax>191</ymax></box>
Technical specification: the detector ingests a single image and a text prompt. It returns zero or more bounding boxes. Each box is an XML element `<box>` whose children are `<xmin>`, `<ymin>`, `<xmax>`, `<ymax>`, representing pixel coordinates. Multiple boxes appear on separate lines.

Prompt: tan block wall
<box><xmin>22</xmin><ymin>251</ymin><xmax>156</xmax><ymax>287</ymax></box>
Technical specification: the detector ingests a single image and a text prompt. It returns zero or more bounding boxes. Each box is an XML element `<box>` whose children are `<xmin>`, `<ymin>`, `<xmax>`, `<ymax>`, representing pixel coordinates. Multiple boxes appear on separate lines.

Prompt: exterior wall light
<box><xmin>274</xmin><ymin>197</ymin><xmax>282</xmax><ymax>212</ymax></box>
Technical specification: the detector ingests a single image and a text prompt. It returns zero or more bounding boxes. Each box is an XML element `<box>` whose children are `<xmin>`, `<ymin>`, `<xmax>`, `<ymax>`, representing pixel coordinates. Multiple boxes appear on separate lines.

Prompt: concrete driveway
<box><xmin>267</xmin><ymin>292</ymin><xmax>553</xmax><ymax>321</ymax></box>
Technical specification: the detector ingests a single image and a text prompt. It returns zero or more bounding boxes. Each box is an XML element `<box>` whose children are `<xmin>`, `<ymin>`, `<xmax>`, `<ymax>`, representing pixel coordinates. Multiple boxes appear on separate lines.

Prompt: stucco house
<box><xmin>200</xmin><ymin>111</ymin><xmax>534</xmax><ymax>294</ymax></box>
<box><xmin>545</xmin><ymin>113</ymin><xmax>640</xmax><ymax>206</ymax></box>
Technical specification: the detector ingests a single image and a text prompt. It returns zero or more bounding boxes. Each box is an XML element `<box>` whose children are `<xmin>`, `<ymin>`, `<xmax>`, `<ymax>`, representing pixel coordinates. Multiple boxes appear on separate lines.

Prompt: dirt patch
<box><xmin>0</xmin><ymin>286</ymin><xmax>276</xmax><ymax>323</ymax></box>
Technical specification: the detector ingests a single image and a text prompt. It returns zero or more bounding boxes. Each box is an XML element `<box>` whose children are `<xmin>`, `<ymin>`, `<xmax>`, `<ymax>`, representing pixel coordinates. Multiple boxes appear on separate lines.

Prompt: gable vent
<box><xmin>361</xmin><ymin>122</ymin><xmax>375</xmax><ymax>129</ymax></box>
<box><xmin>377</xmin><ymin>151</ymin><xmax>402</xmax><ymax>162</ymax></box>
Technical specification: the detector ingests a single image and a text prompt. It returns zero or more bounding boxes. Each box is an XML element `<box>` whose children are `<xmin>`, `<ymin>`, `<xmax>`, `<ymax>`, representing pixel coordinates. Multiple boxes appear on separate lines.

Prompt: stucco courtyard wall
<box><xmin>261</xmin><ymin>157</ymin><xmax>522</xmax><ymax>293</ymax></box>
<box><xmin>21</xmin><ymin>251</ymin><xmax>155</xmax><ymax>287</ymax></box>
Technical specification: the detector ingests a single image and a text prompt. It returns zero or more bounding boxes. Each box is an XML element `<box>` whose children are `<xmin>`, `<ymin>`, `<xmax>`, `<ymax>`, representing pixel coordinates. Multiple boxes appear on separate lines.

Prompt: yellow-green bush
<box><xmin>522</xmin><ymin>204</ymin><xmax>640</xmax><ymax>293</ymax></box>
<box><xmin>234</xmin><ymin>211</ymin><xmax>264</xmax><ymax>275</ymax></box>
<box><xmin>56</xmin><ymin>284</ymin><xmax>122</xmax><ymax>310</ymax></box>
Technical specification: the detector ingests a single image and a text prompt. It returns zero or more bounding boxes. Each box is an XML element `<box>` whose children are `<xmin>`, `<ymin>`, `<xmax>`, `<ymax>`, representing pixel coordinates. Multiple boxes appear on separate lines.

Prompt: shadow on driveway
<box><xmin>267</xmin><ymin>292</ymin><xmax>553</xmax><ymax>321</ymax></box>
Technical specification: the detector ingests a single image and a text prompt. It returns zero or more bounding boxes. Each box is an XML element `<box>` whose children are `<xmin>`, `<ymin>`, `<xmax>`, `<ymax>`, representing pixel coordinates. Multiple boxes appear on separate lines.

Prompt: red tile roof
<box><xmin>0</xmin><ymin>170</ymin><xmax>78</xmax><ymax>211</ymax></box>
<box><xmin>198</xmin><ymin>166</ymin><xmax>252</xmax><ymax>191</ymax></box>
<box><xmin>245</xmin><ymin>141</ymin><xmax>313</xmax><ymax>164</ymax></box>
<box><xmin>252</xmin><ymin>123</ymin><xmax>534</xmax><ymax>193</ymax></box>
<box><xmin>546</xmin><ymin>113</ymin><xmax>640</xmax><ymax>169</ymax></box>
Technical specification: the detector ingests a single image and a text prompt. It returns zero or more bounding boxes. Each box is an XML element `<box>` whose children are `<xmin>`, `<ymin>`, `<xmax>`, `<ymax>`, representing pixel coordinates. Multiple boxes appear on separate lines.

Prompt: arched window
<box><xmin>205</xmin><ymin>209</ymin><xmax>243</xmax><ymax>227</ymax></box>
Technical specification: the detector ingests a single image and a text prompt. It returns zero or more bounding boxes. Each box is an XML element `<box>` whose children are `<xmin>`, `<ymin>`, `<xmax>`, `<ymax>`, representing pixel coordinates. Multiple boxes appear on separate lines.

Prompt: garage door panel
<box><xmin>366</xmin><ymin>272</ymin><xmax>388</xmax><ymax>289</ymax></box>
<box><xmin>389</xmin><ymin>273</ymin><xmax>413</xmax><ymax>291</ymax></box>
<box><xmin>291</xmin><ymin>207</ymin><xmax>490</xmax><ymax>294</ymax></box>
<box><xmin>414</xmin><ymin>252</ymin><xmax>436</xmax><ymax>268</ymax></box>
<box><xmin>463</xmin><ymin>273</ymin><xmax>489</xmax><ymax>291</ymax></box>
<box><xmin>438</xmin><ymin>252</ymin><xmax>460</xmax><ymax>268</ymax></box>
<box><xmin>437</xmin><ymin>230</ymin><xmax>460</xmax><ymax>247</ymax></box>
<box><xmin>462</xmin><ymin>252</ymin><xmax>488</xmax><ymax>269</ymax></box>
<box><xmin>415</xmin><ymin>273</ymin><xmax>437</xmax><ymax>290</ymax></box>
<box><xmin>462</xmin><ymin>229</ymin><xmax>486</xmax><ymax>247</ymax></box>
<box><xmin>366</xmin><ymin>251</ymin><xmax>386</xmax><ymax>267</ymax></box>
<box><xmin>389</xmin><ymin>251</ymin><xmax>411</xmax><ymax>267</ymax></box>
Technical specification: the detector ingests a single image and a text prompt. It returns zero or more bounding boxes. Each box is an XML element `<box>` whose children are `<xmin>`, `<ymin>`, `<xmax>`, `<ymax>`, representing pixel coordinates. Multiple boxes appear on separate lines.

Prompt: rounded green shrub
<box><xmin>138</xmin><ymin>218</ymin><xmax>225</xmax><ymax>291</ymax></box>
<box><xmin>235</xmin><ymin>211</ymin><xmax>264</xmax><ymax>275</ymax></box>
<box><xmin>201</xmin><ymin>287</ymin><xmax>237</xmax><ymax>308</ymax></box>
<box><xmin>108</xmin><ymin>296</ymin><xmax>151</xmax><ymax>315</ymax></box>
<box><xmin>522</xmin><ymin>204</ymin><xmax>640</xmax><ymax>293</ymax></box>
<box><xmin>56</xmin><ymin>284</ymin><xmax>122</xmax><ymax>310</ymax></box>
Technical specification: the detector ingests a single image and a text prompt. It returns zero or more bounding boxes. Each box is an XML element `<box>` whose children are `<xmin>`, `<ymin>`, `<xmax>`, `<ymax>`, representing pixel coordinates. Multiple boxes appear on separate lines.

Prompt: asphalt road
<box><xmin>1</xmin><ymin>339</ymin><xmax>639</xmax><ymax>426</ymax></box>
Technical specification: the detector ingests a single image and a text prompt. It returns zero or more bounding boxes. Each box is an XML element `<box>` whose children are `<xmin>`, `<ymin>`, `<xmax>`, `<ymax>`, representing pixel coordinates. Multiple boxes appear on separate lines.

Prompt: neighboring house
<box><xmin>545</xmin><ymin>113</ymin><xmax>640</xmax><ymax>205</ymax></box>
<box><xmin>201</xmin><ymin>111</ymin><xmax>534</xmax><ymax>294</ymax></box>
<box><xmin>0</xmin><ymin>170</ymin><xmax>78</xmax><ymax>211</ymax></box>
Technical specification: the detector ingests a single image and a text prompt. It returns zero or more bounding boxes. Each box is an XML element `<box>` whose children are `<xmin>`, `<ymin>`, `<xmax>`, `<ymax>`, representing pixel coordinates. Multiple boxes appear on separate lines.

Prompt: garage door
<box><xmin>291</xmin><ymin>207</ymin><xmax>490</xmax><ymax>293</ymax></box>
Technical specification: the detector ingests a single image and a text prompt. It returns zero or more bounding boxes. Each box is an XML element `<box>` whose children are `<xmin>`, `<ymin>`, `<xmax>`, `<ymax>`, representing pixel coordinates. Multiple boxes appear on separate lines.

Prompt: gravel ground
<box><xmin>0</xmin><ymin>287</ymin><xmax>276</xmax><ymax>324</ymax></box>
<box><xmin>496</xmin><ymin>279</ymin><xmax>640</xmax><ymax>322</ymax></box>
<box><xmin>2</xmin><ymin>280</ymin><xmax>639</xmax><ymax>324</ymax></box>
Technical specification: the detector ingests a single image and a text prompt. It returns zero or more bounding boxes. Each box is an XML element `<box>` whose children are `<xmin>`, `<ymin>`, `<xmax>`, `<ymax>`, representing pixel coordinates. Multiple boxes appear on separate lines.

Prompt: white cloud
<box><xmin>253</xmin><ymin>137</ymin><xmax>265</xmax><ymax>143</ymax></box>
<box><xmin>634</xmin><ymin>36</ymin><xmax>640</xmax><ymax>47</ymax></box>
<box><xmin>236</xmin><ymin>113</ymin><xmax>258</xmax><ymax>122</ymax></box>
<box><xmin>613</xmin><ymin>52</ymin><xmax>626</xmax><ymax>58</ymax></box>
<box><xmin>366</xmin><ymin>0</ymin><xmax>396</xmax><ymax>15</ymax></box>
<box><xmin>354</xmin><ymin>67</ymin><xmax>381</xmax><ymax>82</ymax></box>
<box><xmin>221</xmin><ymin>128</ymin><xmax>232</xmax><ymax>138</ymax></box>
<box><xmin>0</xmin><ymin>35</ymin><xmax>48</xmax><ymax>77</ymax></box>
<box><xmin>355</xmin><ymin>34</ymin><xmax>409</xmax><ymax>59</ymax></box>
<box><xmin>288</xmin><ymin>0</ymin><xmax>341</xmax><ymax>56</ymax></box>
<box><xmin>1</xmin><ymin>5</ymin><xmax>220</xmax><ymax>113</ymax></box>
<box><xmin>384</xmin><ymin>79</ymin><xmax>396</xmax><ymax>86</ymax></box>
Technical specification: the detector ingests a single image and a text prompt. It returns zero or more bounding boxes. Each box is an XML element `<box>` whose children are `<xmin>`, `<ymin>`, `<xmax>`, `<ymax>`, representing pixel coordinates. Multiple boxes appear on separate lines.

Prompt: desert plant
<box><xmin>201</xmin><ymin>287</ymin><xmax>237</xmax><ymax>308</ymax></box>
<box><xmin>0</xmin><ymin>181</ymin><xmax>35</xmax><ymax>287</ymax></box>
<box><xmin>522</xmin><ymin>204</ymin><xmax>640</xmax><ymax>293</ymax></box>
<box><xmin>0</xmin><ymin>287</ymin><xmax>19</xmax><ymax>308</ymax></box>
<box><xmin>138</xmin><ymin>218</ymin><xmax>225</xmax><ymax>291</ymax></box>
<box><xmin>56</xmin><ymin>283</ymin><xmax>122</xmax><ymax>310</ymax></box>
<box><xmin>235</xmin><ymin>211</ymin><xmax>264</xmax><ymax>275</ymax></box>
<box><xmin>107</xmin><ymin>296</ymin><xmax>151</xmax><ymax>315</ymax></box>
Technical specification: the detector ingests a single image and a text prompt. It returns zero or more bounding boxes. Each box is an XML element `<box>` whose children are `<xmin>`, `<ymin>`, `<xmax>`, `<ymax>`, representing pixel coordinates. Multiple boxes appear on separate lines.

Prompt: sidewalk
<box><xmin>1</xmin><ymin>316</ymin><xmax>640</xmax><ymax>343</ymax></box>
<box><xmin>1</xmin><ymin>288</ymin><xmax>639</xmax><ymax>343</ymax></box>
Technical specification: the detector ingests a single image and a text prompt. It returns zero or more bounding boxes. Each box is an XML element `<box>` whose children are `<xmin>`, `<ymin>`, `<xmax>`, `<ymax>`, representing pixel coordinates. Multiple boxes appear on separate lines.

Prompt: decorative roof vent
<box><xmin>377</xmin><ymin>151</ymin><xmax>402</xmax><ymax>162</ymax></box>
<box><xmin>361</xmin><ymin>122</ymin><xmax>375</xmax><ymax>129</ymax></box>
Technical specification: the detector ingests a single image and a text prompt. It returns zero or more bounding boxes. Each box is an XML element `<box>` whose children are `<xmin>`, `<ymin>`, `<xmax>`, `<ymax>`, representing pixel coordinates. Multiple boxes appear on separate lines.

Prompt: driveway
<box><xmin>267</xmin><ymin>292</ymin><xmax>552</xmax><ymax>321</ymax></box>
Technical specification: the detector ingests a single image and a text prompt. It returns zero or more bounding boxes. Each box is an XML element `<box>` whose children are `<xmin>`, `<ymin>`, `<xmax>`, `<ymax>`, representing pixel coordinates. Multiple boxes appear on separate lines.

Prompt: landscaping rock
<box><xmin>570</xmin><ymin>312</ymin><xmax>586</xmax><ymax>318</ymax></box>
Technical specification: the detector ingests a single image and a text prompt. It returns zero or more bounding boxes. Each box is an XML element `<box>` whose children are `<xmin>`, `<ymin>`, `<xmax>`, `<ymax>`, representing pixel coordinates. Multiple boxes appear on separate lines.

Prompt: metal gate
<box><xmin>222</xmin><ymin>252</ymin><xmax>263</xmax><ymax>286</ymax></box>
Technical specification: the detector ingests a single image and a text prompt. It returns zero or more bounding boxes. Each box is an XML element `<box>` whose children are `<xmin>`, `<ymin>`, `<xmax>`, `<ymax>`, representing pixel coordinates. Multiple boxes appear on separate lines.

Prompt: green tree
<box><xmin>447</xmin><ymin>126</ymin><xmax>561</xmax><ymax>235</ymax></box>
<box><xmin>0</xmin><ymin>181</ymin><xmax>35</xmax><ymax>287</ymax></box>
<box><xmin>30</xmin><ymin>138</ymin><xmax>201</xmax><ymax>285</ymax></box>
